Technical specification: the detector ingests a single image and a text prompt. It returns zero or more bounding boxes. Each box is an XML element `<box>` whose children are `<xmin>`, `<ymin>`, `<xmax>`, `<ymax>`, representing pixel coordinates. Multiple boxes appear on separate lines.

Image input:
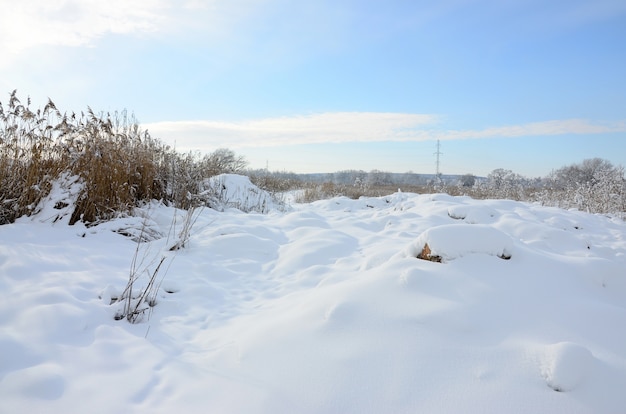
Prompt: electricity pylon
<box><xmin>434</xmin><ymin>139</ymin><xmax>443</xmax><ymax>183</ymax></box>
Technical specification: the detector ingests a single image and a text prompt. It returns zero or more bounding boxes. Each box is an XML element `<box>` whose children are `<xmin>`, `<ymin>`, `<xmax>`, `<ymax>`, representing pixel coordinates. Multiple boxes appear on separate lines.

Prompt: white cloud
<box><xmin>0</xmin><ymin>0</ymin><xmax>167</xmax><ymax>57</ymax></box>
<box><xmin>437</xmin><ymin>119</ymin><xmax>626</xmax><ymax>141</ymax></box>
<box><xmin>144</xmin><ymin>112</ymin><xmax>439</xmax><ymax>151</ymax></box>
<box><xmin>144</xmin><ymin>113</ymin><xmax>626</xmax><ymax>153</ymax></box>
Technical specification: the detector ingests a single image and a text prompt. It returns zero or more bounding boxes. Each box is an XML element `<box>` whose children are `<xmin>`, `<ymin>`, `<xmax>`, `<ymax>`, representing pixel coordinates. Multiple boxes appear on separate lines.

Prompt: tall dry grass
<box><xmin>0</xmin><ymin>92</ymin><xmax>63</xmax><ymax>222</ymax></box>
<box><xmin>0</xmin><ymin>91</ymin><xmax>249</xmax><ymax>225</ymax></box>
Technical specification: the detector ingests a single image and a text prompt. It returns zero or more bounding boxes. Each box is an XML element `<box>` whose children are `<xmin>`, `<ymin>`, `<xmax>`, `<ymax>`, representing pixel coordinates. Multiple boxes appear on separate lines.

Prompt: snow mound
<box><xmin>407</xmin><ymin>223</ymin><xmax>514</xmax><ymax>262</ymax></box>
<box><xmin>541</xmin><ymin>342</ymin><xmax>595</xmax><ymax>392</ymax></box>
<box><xmin>447</xmin><ymin>204</ymin><xmax>498</xmax><ymax>224</ymax></box>
<box><xmin>88</xmin><ymin>215</ymin><xmax>164</xmax><ymax>242</ymax></box>
<box><xmin>199</xmin><ymin>174</ymin><xmax>288</xmax><ymax>213</ymax></box>
<box><xmin>25</xmin><ymin>173</ymin><xmax>83</xmax><ymax>225</ymax></box>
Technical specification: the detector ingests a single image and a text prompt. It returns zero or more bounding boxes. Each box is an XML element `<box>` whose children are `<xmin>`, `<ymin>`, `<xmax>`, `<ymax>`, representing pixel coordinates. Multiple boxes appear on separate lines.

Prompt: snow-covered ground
<box><xmin>1</xmin><ymin>175</ymin><xmax>625</xmax><ymax>413</ymax></box>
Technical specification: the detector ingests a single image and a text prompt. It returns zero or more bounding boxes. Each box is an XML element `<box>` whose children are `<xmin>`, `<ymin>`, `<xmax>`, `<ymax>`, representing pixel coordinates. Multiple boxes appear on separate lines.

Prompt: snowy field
<box><xmin>1</xmin><ymin>175</ymin><xmax>626</xmax><ymax>413</ymax></box>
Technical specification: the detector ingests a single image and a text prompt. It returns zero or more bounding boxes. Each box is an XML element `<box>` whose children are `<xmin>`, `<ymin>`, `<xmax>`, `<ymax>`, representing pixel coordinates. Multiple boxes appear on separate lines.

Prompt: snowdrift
<box><xmin>199</xmin><ymin>174</ymin><xmax>288</xmax><ymax>213</ymax></box>
<box><xmin>407</xmin><ymin>223</ymin><xmax>514</xmax><ymax>262</ymax></box>
<box><xmin>1</xmin><ymin>189</ymin><xmax>626</xmax><ymax>413</ymax></box>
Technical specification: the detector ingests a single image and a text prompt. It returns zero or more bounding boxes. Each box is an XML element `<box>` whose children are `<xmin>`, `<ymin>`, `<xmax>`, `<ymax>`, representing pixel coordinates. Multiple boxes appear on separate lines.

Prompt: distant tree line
<box><xmin>249</xmin><ymin>160</ymin><xmax>625</xmax><ymax>216</ymax></box>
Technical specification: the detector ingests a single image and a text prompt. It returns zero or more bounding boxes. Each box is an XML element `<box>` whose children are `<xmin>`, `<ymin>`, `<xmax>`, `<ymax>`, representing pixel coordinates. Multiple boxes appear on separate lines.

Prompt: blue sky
<box><xmin>1</xmin><ymin>0</ymin><xmax>625</xmax><ymax>177</ymax></box>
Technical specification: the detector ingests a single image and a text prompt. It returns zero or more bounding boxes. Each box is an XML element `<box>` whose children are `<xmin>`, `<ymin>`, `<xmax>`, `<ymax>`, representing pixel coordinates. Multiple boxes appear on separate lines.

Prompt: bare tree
<box><xmin>460</xmin><ymin>173</ymin><xmax>476</xmax><ymax>188</ymax></box>
<box><xmin>201</xmin><ymin>148</ymin><xmax>247</xmax><ymax>177</ymax></box>
<box><xmin>366</xmin><ymin>169</ymin><xmax>393</xmax><ymax>186</ymax></box>
<box><xmin>549</xmin><ymin>158</ymin><xmax>615</xmax><ymax>189</ymax></box>
<box><xmin>485</xmin><ymin>168</ymin><xmax>526</xmax><ymax>200</ymax></box>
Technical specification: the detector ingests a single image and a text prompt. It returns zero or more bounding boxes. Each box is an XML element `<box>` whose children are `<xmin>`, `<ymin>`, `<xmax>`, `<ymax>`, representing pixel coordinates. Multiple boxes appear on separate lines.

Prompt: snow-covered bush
<box><xmin>483</xmin><ymin>168</ymin><xmax>528</xmax><ymax>201</ymax></box>
<box><xmin>539</xmin><ymin>158</ymin><xmax>625</xmax><ymax>215</ymax></box>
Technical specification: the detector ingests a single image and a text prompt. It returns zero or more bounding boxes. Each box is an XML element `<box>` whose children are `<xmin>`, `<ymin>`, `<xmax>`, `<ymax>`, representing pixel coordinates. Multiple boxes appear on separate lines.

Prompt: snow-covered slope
<box><xmin>1</xmin><ymin>183</ymin><xmax>625</xmax><ymax>413</ymax></box>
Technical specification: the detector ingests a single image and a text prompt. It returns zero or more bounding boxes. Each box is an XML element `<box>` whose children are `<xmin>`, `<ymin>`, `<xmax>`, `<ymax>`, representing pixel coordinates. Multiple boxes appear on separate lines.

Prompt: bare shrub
<box><xmin>247</xmin><ymin>170</ymin><xmax>302</xmax><ymax>194</ymax></box>
<box><xmin>201</xmin><ymin>148</ymin><xmax>247</xmax><ymax>177</ymax></box>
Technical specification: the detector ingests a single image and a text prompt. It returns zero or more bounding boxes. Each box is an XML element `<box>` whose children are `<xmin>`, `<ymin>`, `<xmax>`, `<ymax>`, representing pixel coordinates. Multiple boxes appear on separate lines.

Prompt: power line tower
<box><xmin>434</xmin><ymin>139</ymin><xmax>443</xmax><ymax>183</ymax></box>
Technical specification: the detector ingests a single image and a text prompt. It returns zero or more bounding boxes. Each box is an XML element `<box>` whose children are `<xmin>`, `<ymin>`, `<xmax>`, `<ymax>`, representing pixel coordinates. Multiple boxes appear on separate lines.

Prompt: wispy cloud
<box><xmin>438</xmin><ymin>119</ymin><xmax>626</xmax><ymax>141</ymax></box>
<box><xmin>0</xmin><ymin>0</ymin><xmax>291</xmax><ymax>58</ymax></box>
<box><xmin>144</xmin><ymin>113</ymin><xmax>626</xmax><ymax>152</ymax></box>
<box><xmin>145</xmin><ymin>113</ymin><xmax>439</xmax><ymax>151</ymax></box>
<box><xmin>0</xmin><ymin>0</ymin><xmax>166</xmax><ymax>56</ymax></box>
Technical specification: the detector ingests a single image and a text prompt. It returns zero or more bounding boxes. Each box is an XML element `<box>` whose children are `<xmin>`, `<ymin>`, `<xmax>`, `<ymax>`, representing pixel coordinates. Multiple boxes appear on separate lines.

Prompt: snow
<box><xmin>1</xmin><ymin>175</ymin><xmax>626</xmax><ymax>413</ymax></box>
<box><xmin>200</xmin><ymin>174</ymin><xmax>288</xmax><ymax>213</ymax></box>
<box><xmin>405</xmin><ymin>224</ymin><xmax>514</xmax><ymax>261</ymax></box>
<box><xmin>541</xmin><ymin>342</ymin><xmax>595</xmax><ymax>392</ymax></box>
